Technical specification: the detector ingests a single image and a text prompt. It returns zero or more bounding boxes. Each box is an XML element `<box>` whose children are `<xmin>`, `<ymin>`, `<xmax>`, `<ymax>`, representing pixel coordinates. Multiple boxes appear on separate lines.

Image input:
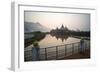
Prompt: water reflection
<box><xmin>50</xmin><ymin>33</ymin><xmax>69</xmax><ymax>42</ymax></box>
<box><xmin>38</xmin><ymin>34</ymin><xmax>80</xmax><ymax>48</ymax></box>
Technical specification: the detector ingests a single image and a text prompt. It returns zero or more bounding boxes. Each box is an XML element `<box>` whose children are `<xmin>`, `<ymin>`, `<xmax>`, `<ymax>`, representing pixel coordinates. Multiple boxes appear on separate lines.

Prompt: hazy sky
<box><xmin>24</xmin><ymin>11</ymin><xmax>90</xmax><ymax>31</ymax></box>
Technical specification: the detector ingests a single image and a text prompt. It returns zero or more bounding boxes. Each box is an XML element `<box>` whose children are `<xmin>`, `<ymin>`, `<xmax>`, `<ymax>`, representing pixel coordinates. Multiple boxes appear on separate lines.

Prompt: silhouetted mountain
<box><xmin>24</xmin><ymin>22</ymin><xmax>50</xmax><ymax>33</ymax></box>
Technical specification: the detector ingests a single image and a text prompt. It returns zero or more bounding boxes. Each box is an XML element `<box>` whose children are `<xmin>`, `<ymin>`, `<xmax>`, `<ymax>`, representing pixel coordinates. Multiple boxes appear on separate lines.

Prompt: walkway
<box><xmin>63</xmin><ymin>49</ymin><xmax>90</xmax><ymax>59</ymax></box>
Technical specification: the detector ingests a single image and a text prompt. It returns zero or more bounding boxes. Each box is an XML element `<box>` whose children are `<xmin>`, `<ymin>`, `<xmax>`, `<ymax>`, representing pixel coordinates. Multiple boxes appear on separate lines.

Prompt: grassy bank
<box><xmin>25</xmin><ymin>31</ymin><xmax>46</xmax><ymax>47</ymax></box>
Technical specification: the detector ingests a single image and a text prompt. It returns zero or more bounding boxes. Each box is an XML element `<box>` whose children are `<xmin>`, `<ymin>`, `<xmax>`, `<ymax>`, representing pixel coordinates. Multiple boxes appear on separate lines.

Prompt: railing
<box><xmin>24</xmin><ymin>41</ymin><xmax>90</xmax><ymax>61</ymax></box>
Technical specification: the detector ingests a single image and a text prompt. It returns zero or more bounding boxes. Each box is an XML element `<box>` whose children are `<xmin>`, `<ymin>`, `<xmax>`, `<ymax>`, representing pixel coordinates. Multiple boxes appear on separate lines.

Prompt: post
<box><xmin>65</xmin><ymin>45</ymin><xmax>67</xmax><ymax>56</ymax></box>
<box><xmin>72</xmin><ymin>43</ymin><xmax>74</xmax><ymax>55</ymax></box>
<box><xmin>83</xmin><ymin>42</ymin><xmax>85</xmax><ymax>51</ymax></box>
<box><xmin>78</xmin><ymin>42</ymin><xmax>80</xmax><ymax>53</ymax></box>
<box><xmin>56</xmin><ymin>46</ymin><xmax>58</xmax><ymax>59</ymax></box>
<box><xmin>45</xmin><ymin>48</ymin><xmax>47</xmax><ymax>60</ymax></box>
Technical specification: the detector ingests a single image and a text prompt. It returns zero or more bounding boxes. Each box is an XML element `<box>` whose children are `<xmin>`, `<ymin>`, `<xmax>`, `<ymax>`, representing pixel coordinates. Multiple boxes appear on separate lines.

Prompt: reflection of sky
<box><xmin>38</xmin><ymin>34</ymin><xmax>80</xmax><ymax>48</ymax></box>
<box><xmin>24</xmin><ymin>11</ymin><xmax>90</xmax><ymax>31</ymax></box>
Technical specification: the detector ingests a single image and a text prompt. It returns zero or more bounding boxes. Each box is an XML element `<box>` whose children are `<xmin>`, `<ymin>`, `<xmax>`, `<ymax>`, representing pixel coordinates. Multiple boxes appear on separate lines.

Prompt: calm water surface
<box><xmin>39</xmin><ymin>34</ymin><xmax>80</xmax><ymax>48</ymax></box>
<box><xmin>25</xmin><ymin>34</ymin><xmax>81</xmax><ymax>50</ymax></box>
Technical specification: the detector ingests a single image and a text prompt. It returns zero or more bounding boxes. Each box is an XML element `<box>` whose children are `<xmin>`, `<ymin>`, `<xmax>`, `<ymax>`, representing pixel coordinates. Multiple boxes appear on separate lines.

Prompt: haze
<box><xmin>24</xmin><ymin>11</ymin><xmax>90</xmax><ymax>31</ymax></box>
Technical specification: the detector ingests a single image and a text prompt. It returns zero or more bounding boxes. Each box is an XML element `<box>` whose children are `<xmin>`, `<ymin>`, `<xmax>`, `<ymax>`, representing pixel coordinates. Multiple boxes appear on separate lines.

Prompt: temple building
<box><xmin>60</xmin><ymin>24</ymin><xmax>68</xmax><ymax>31</ymax></box>
<box><xmin>50</xmin><ymin>24</ymin><xmax>69</xmax><ymax>34</ymax></box>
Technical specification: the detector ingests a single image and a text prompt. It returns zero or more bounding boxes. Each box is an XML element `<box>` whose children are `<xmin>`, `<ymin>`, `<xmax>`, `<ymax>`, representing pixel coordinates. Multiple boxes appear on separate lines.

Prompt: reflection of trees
<box><xmin>33</xmin><ymin>31</ymin><xmax>46</xmax><ymax>41</ymax></box>
<box><xmin>50</xmin><ymin>33</ymin><xmax>69</xmax><ymax>42</ymax></box>
<box><xmin>25</xmin><ymin>31</ymin><xmax>46</xmax><ymax>47</ymax></box>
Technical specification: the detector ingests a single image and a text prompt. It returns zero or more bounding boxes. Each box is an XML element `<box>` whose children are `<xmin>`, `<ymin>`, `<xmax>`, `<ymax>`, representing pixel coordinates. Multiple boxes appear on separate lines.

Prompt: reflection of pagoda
<box><xmin>54</xmin><ymin>34</ymin><xmax>69</xmax><ymax>42</ymax></box>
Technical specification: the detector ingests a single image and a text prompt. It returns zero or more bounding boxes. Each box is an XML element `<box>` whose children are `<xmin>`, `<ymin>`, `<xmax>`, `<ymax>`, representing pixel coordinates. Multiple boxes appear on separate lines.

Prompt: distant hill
<box><xmin>24</xmin><ymin>22</ymin><xmax>50</xmax><ymax>33</ymax></box>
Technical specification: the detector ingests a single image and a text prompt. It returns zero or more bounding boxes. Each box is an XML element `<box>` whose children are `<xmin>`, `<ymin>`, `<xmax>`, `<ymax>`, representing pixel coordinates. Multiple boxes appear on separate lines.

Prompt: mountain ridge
<box><xmin>24</xmin><ymin>22</ymin><xmax>50</xmax><ymax>33</ymax></box>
